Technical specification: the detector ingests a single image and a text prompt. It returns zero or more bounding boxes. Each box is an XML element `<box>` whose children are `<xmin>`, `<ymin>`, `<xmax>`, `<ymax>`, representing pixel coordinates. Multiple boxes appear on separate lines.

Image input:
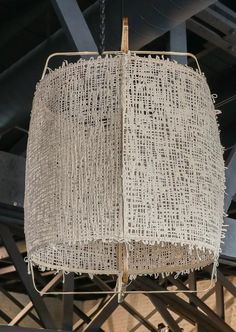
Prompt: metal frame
<box><xmin>187</xmin><ymin>2</ymin><xmax>236</xmax><ymax>57</ymax></box>
<box><xmin>41</xmin><ymin>50</ymin><xmax>202</xmax><ymax>80</ymax></box>
<box><xmin>51</xmin><ymin>0</ymin><xmax>98</xmax><ymax>52</ymax></box>
<box><xmin>62</xmin><ymin>273</ymin><xmax>74</xmax><ymax>330</ymax></box>
<box><xmin>0</xmin><ymin>224</ymin><xmax>55</xmax><ymax>329</ymax></box>
<box><xmin>169</xmin><ymin>23</ymin><xmax>187</xmax><ymax>64</ymax></box>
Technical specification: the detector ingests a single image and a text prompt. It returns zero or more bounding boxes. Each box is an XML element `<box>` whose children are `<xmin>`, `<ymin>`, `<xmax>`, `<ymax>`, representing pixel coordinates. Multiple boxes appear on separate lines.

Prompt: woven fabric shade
<box><xmin>24</xmin><ymin>53</ymin><xmax>225</xmax><ymax>280</ymax></box>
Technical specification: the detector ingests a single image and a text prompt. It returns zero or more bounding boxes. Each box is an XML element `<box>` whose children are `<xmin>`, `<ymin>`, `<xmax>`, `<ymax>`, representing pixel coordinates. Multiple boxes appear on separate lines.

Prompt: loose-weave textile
<box><xmin>25</xmin><ymin>53</ymin><xmax>225</xmax><ymax>277</ymax></box>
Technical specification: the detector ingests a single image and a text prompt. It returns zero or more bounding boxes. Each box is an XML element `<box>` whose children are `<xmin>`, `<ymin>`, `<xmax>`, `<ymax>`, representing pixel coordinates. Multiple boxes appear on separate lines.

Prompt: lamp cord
<box><xmin>99</xmin><ymin>0</ymin><xmax>106</xmax><ymax>54</ymax></box>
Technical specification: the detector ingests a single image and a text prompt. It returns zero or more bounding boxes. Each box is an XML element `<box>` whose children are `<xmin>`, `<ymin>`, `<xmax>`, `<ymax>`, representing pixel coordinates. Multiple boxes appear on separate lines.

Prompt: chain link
<box><xmin>99</xmin><ymin>0</ymin><xmax>106</xmax><ymax>54</ymax></box>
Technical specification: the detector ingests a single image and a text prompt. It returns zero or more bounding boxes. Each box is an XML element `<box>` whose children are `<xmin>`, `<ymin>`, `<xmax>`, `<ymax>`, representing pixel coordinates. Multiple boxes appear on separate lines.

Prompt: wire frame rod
<box><xmin>41</xmin><ymin>50</ymin><xmax>201</xmax><ymax>80</ymax></box>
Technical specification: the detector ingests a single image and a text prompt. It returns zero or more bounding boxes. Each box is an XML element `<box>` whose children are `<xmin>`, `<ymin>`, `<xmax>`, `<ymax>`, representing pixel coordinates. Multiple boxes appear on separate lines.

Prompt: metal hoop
<box><xmin>29</xmin><ymin>261</ymin><xmax>216</xmax><ymax>296</ymax></box>
<box><xmin>40</xmin><ymin>50</ymin><xmax>202</xmax><ymax>80</ymax></box>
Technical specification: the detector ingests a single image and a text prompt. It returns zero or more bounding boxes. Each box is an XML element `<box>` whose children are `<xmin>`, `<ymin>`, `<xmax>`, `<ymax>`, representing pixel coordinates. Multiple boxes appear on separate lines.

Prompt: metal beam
<box><xmin>0</xmin><ymin>0</ymin><xmax>217</xmax><ymax>138</ymax></box>
<box><xmin>0</xmin><ymin>308</ymin><xmax>11</xmax><ymax>324</ymax></box>
<box><xmin>215</xmin><ymin>281</ymin><xmax>225</xmax><ymax>319</ymax></box>
<box><xmin>187</xmin><ymin>271</ymin><xmax>198</xmax><ymax>330</ymax></box>
<box><xmin>169</xmin><ymin>23</ymin><xmax>187</xmax><ymax>64</ymax></box>
<box><xmin>51</xmin><ymin>0</ymin><xmax>98</xmax><ymax>52</ymax></box>
<box><xmin>84</xmin><ymin>276</ymin><xmax>153</xmax><ymax>332</ymax></box>
<box><xmin>187</xmin><ymin>18</ymin><xmax>236</xmax><ymax>57</ymax></box>
<box><xmin>80</xmin><ymin>276</ymin><xmax>120</xmax><ymax>331</ymax></box>
<box><xmin>217</xmin><ymin>269</ymin><xmax>236</xmax><ymax>297</ymax></box>
<box><xmin>0</xmin><ymin>224</ymin><xmax>55</xmax><ymax>329</ymax></box>
<box><xmin>0</xmin><ymin>2</ymin><xmax>48</xmax><ymax>46</ymax></box>
<box><xmin>10</xmin><ymin>135</ymin><xmax>28</xmax><ymax>157</ymax></box>
<box><xmin>0</xmin><ymin>327</ymin><xmax>59</xmax><ymax>332</ymax></box>
<box><xmin>0</xmin><ymin>286</ymin><xmax>41</xmax><ymax>326</ymax></box>
<box><xmin>134</xmin><ymin>277</ymin><xmax>228</xmax><ymax>332</ymax></box>
<box><xmin>121</xmin><ymin>301</ymin><xmax>158</xmax><ymax>332</ymax></box>
<box><xmin>92</xmin><ymin>276</ymin><xmax>157</xmax><ymax>331</ymax></box>
<box><xmin>8</xmin><ymin>274</ymin><xmax>61</xmax><ymax>326</ymax></box>
<box><xmin>0</xmin><ymin>205</ymin><xmax>24</xmax><ymax>227</ymax></box>
<box><xmin>221</xmin><ymin>217</ymin><xmax>236</xmax><ymax>260</ymax></box>
<box><xmin>188</xmin><ymin>272</ymin><xmax>196</xmax><ymax>291</ymax></box>
<box><xmin>168</xmin><ymin>276</ymin><xmax>233</xmax><ymax>332</ymax></box>
<box><xmin>149</xmin><ymin>296</ymin><xmax>182</xmax><ymax>332</ymax></box>
<box><xmin>62</xmin><ymin>273</ymin><xmax>74</xmax><ymax>331</ymax></box>
<box><xmin>129</xmin><ymin>309</ymin><xmax>157</xmax><ymax>332</ymax></box>
<box><xmin>73</xmin><ymin>299</ymin><xmax>107</xmax><ymax>332</ymax></box>
<box><xmin>0</xmin><ymin>152</ymin><xmax>25</xmax><ymax>208</ymax></box>
<box><xmin>196</xmin><ymin>3</ymin><xmax>236</xmax><ymax>35</ymax></box>
<box><xmin>225</xmin><ymin>146</ymin><xmax>236</xmax><ymax>211</ymax></box>
<box><xmin>73</xmin><ymin>304</ymin><xmax>93</xmax><ymax>325</ymax></box>
<box><xmin>83</xmin><ymin>294</ymin><xmax>119</xmax><ymax>332</ymax></box>
<box><xmin>175</xmin><ymin>283</ymin><xmax>216</xmax><ymax>325</ymax></box>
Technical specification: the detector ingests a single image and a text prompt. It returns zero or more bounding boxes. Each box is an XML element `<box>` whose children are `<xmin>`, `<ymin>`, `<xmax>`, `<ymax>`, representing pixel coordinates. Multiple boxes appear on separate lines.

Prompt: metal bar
<box><xmin>0</xmin><ymin>224</ymin><xmax>55</xmax><ymax>329</ymax></box>
<box><xmin>169</xmin><ymin>23</ymin><xmax>187</xmax><ymax>64</ymax></box>
<box><xmin>175</xmin><ymin>282</ymin><xmax>216</xmax><ymax>324</ymax></box>
<box><xmin>195</xmin><ymin>324</ymin><xmax>207</xmax><ymax>332</ymax></box>
<box><xmin>73</xmin><ymin>304</ymin><xmax>91</xmax><ymax>324</ymax></box>
<box><xmin>73</xmin><ymin>299</ymin><xmax>107</xmax><ymax>332</ymax></box>
<box><xmin>92</xmin><ymin>276</ymin><xmax>156</xmax><ymax>331</ymax></box>
<box><xmin>0</xmin><ymin>327</ymin><xmax>58</xmax><ymax>332</ymax></box>
<box><xmin>187</xmin><ymin>271</ymin><xmax>198</xmax><ymax>329</ymax></box>
<box><xmin>188</xmin><ymin>43</ymin><xmax>216</xmax><ymax>65</ymax></box>
<box><xmin>188</xmin><ymin>271</ymin><xmax>199</xmax><ymax>331</ymax></box>
<box><xmin>121</xmin><ymin>302</ymin><xmax>158</xmax><ymax>332</ymax></box>
<box><xmin>217</xmin><ymin>269</ymin><xmax>236</xmax><ymax>297</ymax></box>
<box><xmin>80</xmin><ymin>276</ymin><xmax>119</xmax><ymax>331</ymax></box>
<box><xmin>0</xmin><ymin>308</ymin><xmax>11</xmax><ymax>323</ymax></box>
<box><xmin>220</xmin><ymin>217</ymin><xmax>236</xmax><ymax>260</ymax></box>
<box><xmin>41</xmin><ymin>50</ymin><xmax>201</xmax><ymax>80</ymax></box>
<box><xmin>62</xmin><ymin>273</ymin><xmax>74</xmax><ymax>331</ymax></box>
<box><xmin>187</xmin><ymin>18</ymin><xmax>236</xmax><ymax>56</ymax></box>
<box><xmin>0</xmin><ymin>215</ymin><xmax>23</xmax><ymax>227</ymax></box>
<box><xmin>73</xmin><ymin>300</ymin><xmax>107</xmax><ymax>329</ymax></box>
<box><xmin>0</xmin><ymin>205</ymin><xmax>24</xmax><ymax>220</ymax></box>
<box><xmin>129</xmin><ymin>309</ymin><xmax>157</xmax><ymax>332</ymax></box>
<box><xmin>225</xmin><ymin>146</ymin><xmax>236</xmax><ymax>211</ymax></box>
<box><xmin>188</xmin><ymin>272</ymin><xmax>196</xmax><ymax>291</ymax></box>
<box><xmin>196</xmin><ymin>6</ymin><xmax>236</xmax><ymax>35</ymax></box>
<box><xmin>51</xmin><ymin>0</ymin><xmax>98</xmax><ymax>52</ymax></box>
<box><xmin>149</xmin><ymin>296</ymin><xmax>182</xmax><ymax>332</ymax></box>
<box><xmin>83</xmin><ymin>294</ymin><xmax>118</xmax><ymax>332</ymax></box>
<box><xmin>0</xmin><ymin>286</ymin><xmax>41</xmax><ymax>326</ymax></box>
<box><xmin>10</xmin><ymin>135</ymin><xmax>28</xmax><ymax>157</ymax></box>
<box><xmin>134</xmin><ymin>278</ymin><xmax>226</xmax><ymax>332</ymax></box>
<box><xmin>0</xmin><ymin>152</ymin><xmax>25</xmax><ymax>208</ymax></box>
<box><xmin>168</xmin><ymin>276</ymin><xmax>233</xmax><ymax>332</ymax></box>
<box><xmin>215</xmin><ymin>281</ymin><xmax>225</xmax><ymax>319</ymax></box>
<box><xmin>8</xmin><ymin>273</ymin><xmax>61</xmax><ymax>326</ymax></box>
<box><xmin>212</xmin><ymin>2</ymin><xmax>236</xmax><ymax>22</ymax></box>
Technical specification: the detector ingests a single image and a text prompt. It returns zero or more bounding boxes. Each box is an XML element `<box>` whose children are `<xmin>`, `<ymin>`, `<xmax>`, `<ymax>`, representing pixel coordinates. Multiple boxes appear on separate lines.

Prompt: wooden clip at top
<box><xmin>121</xmin><ymin>17</ymin><xmax>129</xmax><ymax>53</ymax></box>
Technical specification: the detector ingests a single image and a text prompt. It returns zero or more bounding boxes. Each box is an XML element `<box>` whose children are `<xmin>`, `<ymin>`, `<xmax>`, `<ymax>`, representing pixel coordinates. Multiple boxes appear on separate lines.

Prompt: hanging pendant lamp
<box><xmin>24</xmin><ymin>18</ymin><xmax>225</xmax><ymax>293</ymax></box>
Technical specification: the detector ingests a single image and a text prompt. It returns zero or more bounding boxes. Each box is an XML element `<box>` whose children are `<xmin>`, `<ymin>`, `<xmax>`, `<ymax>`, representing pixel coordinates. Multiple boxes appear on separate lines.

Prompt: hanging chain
<box><xmin>99</xmin><ymin>0</ymin><xmax>106</xmax><ymax>54</ymax></box>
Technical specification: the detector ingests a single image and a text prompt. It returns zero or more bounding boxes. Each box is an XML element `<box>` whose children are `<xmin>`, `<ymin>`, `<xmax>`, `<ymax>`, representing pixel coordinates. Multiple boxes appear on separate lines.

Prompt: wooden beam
<box><xmin>0</xmin><ymin>241</ymin><xmax>26</xmax><ymax>260</ymax></box>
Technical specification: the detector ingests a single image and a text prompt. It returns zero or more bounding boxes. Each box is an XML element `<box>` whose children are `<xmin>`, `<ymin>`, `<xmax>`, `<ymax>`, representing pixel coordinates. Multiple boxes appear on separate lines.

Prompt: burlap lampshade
<box><xmin>24</xmin><ymin>53</ymin><xmax>225</xmax><ymax>281</ymax></box>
